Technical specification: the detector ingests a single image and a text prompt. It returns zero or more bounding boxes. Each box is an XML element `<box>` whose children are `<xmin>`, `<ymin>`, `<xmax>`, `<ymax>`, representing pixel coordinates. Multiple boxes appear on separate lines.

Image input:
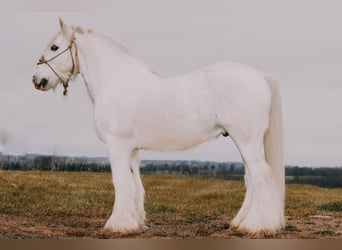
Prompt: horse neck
<box><xmin>75</xmin><ymin>32</ymin><xmax>158</xmax><ymax>103</ymax></box>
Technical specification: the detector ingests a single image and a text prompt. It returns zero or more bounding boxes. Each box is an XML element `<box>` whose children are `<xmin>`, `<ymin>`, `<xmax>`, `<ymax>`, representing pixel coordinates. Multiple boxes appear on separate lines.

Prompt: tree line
<box><xmin>0</xmin><ymin>153</ymin><xmax>341</xmax><ymax>188</ymax></box>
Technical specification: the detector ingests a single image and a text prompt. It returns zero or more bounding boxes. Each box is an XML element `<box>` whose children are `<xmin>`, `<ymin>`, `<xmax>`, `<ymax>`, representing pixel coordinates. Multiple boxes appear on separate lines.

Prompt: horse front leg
<box><xmin>104</xmin><ymin>141</ymin><xmax>140</xmax><ymax>233</ymax></box>
<box><xmin>131</xmin><ymin>150</ymin><xmax>146</xmax><ymax>228</ymax></box>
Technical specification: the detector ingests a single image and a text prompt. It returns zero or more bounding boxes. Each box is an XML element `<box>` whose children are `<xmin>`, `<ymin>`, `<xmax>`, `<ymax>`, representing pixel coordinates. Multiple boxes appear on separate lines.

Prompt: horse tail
<box><xmin>264</xmin><ymin>76</ymin><xmax>285</xmax><ymax>224</ymax></box>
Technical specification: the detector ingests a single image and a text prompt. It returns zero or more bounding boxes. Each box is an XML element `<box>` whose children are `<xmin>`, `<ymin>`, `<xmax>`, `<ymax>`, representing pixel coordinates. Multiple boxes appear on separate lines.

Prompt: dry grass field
<box><xmin>0</xmin><ymin>170</ymin><xmax>341</xmax><ymax>239</ymax></box>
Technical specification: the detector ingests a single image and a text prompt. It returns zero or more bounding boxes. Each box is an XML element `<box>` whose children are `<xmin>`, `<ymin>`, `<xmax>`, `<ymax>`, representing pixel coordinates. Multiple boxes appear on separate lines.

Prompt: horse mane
<box><xmin>74</xmin><ymin>25</ymin><xmax>160</xmax><ymax>76</ymax></box>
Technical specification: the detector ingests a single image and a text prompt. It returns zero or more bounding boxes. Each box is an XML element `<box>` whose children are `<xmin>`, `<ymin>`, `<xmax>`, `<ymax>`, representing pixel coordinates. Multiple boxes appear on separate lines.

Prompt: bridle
<box><xmin>37</xmin><ymin>35</ymin><xmax>80</xmax><ymax>95</ymax></box>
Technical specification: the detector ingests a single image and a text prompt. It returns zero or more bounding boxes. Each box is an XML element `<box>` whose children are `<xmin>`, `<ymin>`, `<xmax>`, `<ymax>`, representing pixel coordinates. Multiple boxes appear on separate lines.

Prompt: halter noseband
<box><xmin>37</xmin><ymin>35</ymin><xmax>80</xmax><ymax>95</ymax></box>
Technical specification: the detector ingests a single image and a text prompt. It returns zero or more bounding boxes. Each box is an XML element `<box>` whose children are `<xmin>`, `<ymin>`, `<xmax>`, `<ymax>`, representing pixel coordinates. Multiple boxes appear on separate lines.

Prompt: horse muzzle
<box><xmin>32</xmin><ymin>75</ymin><xmax>49</xmax><ymax>91</ymax></box>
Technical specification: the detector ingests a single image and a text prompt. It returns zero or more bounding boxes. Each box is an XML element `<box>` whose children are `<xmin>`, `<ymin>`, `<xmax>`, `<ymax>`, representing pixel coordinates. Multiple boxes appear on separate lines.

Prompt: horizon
<box><xmin>1</xmin><ymin>152</ymin><xmax>341</xmax><ymax>168</ymax></box>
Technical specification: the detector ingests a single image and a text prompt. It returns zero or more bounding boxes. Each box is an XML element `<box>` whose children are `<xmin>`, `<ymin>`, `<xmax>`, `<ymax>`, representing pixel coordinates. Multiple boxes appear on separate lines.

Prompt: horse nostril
<box><xmin>40</xmin><ymin>78</ymin><xmax>48</xmax><ymax>88</ymax></box>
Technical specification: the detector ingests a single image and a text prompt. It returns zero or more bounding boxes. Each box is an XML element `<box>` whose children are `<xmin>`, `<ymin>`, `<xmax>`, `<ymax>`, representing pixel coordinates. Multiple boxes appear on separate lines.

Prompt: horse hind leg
<box><xmin>229</xmin><ymin>130</ymin><xmax>284</xmax><ymax>234</ymax></box>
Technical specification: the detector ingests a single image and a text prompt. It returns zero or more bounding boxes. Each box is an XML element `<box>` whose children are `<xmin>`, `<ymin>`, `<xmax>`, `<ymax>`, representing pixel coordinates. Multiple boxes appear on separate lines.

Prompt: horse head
<box><xmin>32</xmin><ymin>18</ymin><xmax>79</xmax><ymax>95</ymax></box>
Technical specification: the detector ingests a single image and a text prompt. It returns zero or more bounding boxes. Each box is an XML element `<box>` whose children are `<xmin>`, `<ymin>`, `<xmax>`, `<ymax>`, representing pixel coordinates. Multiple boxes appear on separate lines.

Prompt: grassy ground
<box><xmin>0</xmin><ymin>170</ymin><xmax>341</xmax><ymax>239</ymax></box>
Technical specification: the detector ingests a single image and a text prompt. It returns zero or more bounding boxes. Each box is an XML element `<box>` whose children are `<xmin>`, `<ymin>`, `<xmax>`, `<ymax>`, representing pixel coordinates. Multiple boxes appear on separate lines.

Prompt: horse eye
<box><xmin>51</xmin><ymin>45</ymin><xmax>59</xmax><ymax>51</ymax></box>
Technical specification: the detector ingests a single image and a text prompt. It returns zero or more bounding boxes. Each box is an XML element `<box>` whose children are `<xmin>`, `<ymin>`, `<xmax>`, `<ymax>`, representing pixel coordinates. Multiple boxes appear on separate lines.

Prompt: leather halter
<box><xmin>37</xmin><ymin>35</ymin><xmax>80</xmax><ymax>95</ymax></box>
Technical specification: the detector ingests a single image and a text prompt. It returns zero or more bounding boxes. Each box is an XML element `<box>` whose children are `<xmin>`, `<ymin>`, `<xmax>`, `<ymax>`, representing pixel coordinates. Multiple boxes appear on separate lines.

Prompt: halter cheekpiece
<box><xmin>37</xmin><ymin>34</ymin><xmax>80</xmax><ymax>95</ymax></box>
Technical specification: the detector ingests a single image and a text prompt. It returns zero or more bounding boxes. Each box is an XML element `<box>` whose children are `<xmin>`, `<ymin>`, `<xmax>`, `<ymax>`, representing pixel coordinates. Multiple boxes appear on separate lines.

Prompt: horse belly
<box><xmin>138</xmin><ymin>126</ymin><xmax>219</xmax><ymax>151</ymax></box>
<box><xmin>134</xmin><ymin>109</ymin><xmax>220</xmax><ymax>151</ymax></box>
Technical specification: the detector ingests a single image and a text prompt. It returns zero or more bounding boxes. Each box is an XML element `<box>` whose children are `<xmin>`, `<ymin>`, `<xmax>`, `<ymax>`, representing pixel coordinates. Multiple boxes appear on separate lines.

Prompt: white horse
<box><xmin>32</xmin><ymin>18</ymin><xmax>285</xmax><ymax>234</ymax></box>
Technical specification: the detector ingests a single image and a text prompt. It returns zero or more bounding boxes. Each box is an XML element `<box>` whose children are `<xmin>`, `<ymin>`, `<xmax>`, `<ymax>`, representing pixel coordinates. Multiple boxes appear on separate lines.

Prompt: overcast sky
<box><xmin>1</xmin><ymin>0</ymin><xmax>341</xmax><ymax>166</ymax></box>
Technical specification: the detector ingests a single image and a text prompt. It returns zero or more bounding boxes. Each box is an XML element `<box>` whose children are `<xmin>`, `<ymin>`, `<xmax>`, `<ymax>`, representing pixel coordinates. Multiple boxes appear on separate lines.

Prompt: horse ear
<box><xmin>59</xmin><ymin>17</ymin><xmax>66</xmax><ymax>31</ymax></box>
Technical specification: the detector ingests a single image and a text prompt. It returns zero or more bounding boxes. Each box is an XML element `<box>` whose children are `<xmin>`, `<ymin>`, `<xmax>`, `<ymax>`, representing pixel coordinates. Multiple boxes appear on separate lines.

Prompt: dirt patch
<box><xmin>0</xmin><ymin>214</ymin><xmax>340</xmax><ymax>239</ymax></box>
